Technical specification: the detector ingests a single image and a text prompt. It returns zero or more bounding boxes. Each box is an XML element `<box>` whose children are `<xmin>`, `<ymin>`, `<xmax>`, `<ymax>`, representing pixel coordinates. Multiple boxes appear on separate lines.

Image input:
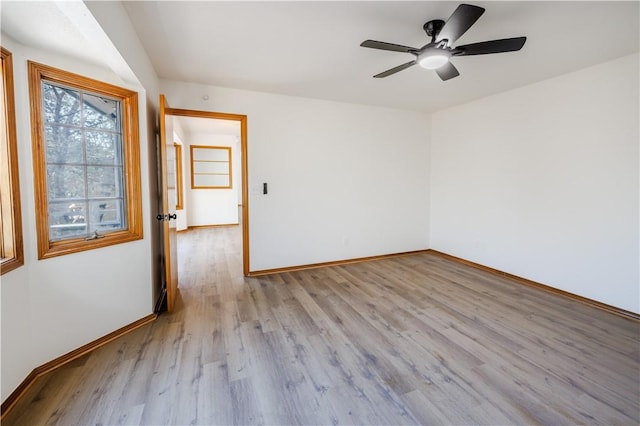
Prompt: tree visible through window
<box><xmin>43</xmin><ymin>82</ymin><xmax>126</xmax><ymax>240</ymax></box>
<box><xmin>29</xmin><ymin>61</ymin><xmax>142</xmax><ymax>259</ymax></box>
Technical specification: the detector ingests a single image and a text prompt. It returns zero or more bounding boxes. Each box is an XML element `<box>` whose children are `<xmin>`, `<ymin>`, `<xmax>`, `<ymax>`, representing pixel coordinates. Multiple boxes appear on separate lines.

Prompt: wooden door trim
<box><xmin>165</xmin><ymin>107</ymin><xmax>249</xmax><ymax>276</ymax></box>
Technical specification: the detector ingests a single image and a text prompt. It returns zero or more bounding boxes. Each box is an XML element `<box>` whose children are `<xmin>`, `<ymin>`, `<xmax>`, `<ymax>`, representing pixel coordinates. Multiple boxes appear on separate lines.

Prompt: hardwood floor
<box><xmin>4</xmin><ymin>226</ymin><xmax>639</xmax><ymax>425</ymax></box>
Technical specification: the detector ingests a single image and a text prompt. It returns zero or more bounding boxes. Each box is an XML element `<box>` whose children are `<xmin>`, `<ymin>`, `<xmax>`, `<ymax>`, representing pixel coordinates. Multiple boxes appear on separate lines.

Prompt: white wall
<box><xmin>0</xmin><ymin>34</ymin><xmax>155</xmax><ymax>401</ymax></box>
<box><xmin>430</xmin><ymin>53</ymin><xmax>639</xmax><ymax>313</ymax></box>
<box><xmin>186</xmin><ymin>133</ymin><xmax>239</xmax><ymax>227</ymax></box>
<box><xmin>0</xmin><ymin>38</ymin><xmax>35</xmax><ymax>405</ymax></box>
<box><xmin>84</xmin><ymin>0</ymin><xmax>164</xmax><ymax>310</ymax></box>
<box><xmin>161</xmin><ymin>80</ymin><xmax>431</xmax><ymax>271</ymax></box>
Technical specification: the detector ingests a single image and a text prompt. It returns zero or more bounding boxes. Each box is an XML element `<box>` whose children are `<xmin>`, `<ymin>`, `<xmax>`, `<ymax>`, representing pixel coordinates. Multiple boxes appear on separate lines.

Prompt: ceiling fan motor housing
<box><xmin>424</xmin><ymin>19</ymin><xmax>445</xmax><ymax>39</ymax></box>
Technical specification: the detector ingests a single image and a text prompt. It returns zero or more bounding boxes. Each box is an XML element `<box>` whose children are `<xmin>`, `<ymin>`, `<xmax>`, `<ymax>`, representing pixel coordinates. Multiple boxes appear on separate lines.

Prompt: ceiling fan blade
<box><xmin>454</xmin><ymin>37</ymin><xmax>527</xmax><ymax>56</ymax></box>
<box><xmin>436</xmin><ymin>4</ymin><xmax>485</xmax><ymax>46</ymax></box>
<box><xmin>435</xmin><ymin>62</ymin><xmax>460</xmax><ymax>81</ymax></box>
<box><xmin>373</xmin><ymin>60</ymin><xmax>417</xmax><ymax>78</ymax></box>
<box><xmin>361</xmin><ymin>40</ymin><xmax>417</xmax><ymax>53</ymax></box>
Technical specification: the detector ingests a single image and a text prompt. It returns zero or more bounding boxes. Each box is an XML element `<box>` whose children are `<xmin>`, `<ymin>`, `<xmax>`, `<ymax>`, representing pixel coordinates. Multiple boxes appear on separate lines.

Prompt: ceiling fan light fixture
<box><xmin>418</xmin><ymin>50</ymin><xmax>450</xmax><ymax>69</ymax></box>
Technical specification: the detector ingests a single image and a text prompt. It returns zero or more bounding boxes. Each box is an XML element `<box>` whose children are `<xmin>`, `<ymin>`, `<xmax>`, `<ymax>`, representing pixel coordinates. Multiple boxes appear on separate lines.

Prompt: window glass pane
<box><xmin>193</xmin><ymin>161</ymin><xmax>229</xmax><ymax>174</ymax></box>
<box><xmin>42</xmin><ymin>82</ymin><xmax>81</xmax><ymax>126</ymax></box>
<box><xmin>89</xmin><ymin>199</ymin><xmax>124</xmax><ymax>232</ymax></box>
<box><xmin>86</xmin><ymin>130</ymin><xmax>122</xmax><ymax>165</ymax></box>
<box><xmin>166</xmin><ymin>144</ymin><xmax>176</xmax><ymax>188</ymax></box>
<box><xmin>45</xmin><ymin>125</ymin><xmax>83</xmax><ymax>164</ymax></box>
<box><xmin>174</xmin><ymin>144</ymin><xmax>183</xmax><ymax>209</ymax></box>
<box><xmin>47</xmin><ymin>165</ymin><xmax>85</xmax><ymax>200</ymax></box>
<box><xmin>49</xmin><ymin>201</ymin><xmax>87</xmax><ymax>240</ymax></box>
<box><xmin>87</xmin><ymin>166</ymin><xmax>122</xmax><ymax>198</ymax></box>
<box><xmin>194</xmin><ymin>174</ymin><xmax>230</xmax><ymax>187</ymax></box>
<box><xmin>83</xmin><ymin>93</ymin><xmax>119</xmax><ymax>130</ymax></box>
<box><xmin>193</xmin><ymin>147</ymin><xmax>229</xmax><ymax>161</ymax></box>
<box><xmin>41</xmin><ymin>79</ymin><xmax>127</xmax><ymax>241</ymax></box>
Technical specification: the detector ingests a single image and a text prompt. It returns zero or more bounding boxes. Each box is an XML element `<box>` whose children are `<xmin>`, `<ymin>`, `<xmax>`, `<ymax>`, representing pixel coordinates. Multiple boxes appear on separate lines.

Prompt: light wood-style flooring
<box><xmin>4</xmin><ymin>226</ymin><xmax>639</xmax><ymax>425</ymax></box>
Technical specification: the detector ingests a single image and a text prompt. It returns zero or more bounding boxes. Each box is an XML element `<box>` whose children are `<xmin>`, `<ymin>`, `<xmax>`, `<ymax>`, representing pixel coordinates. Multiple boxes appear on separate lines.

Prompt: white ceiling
<box><xmin>1</xmin><ymin>1</ymin><xmax>105</xmax><ymax>68</ymax></box>
<box><xmin>1</xmin><ymin>1</ymin><xmax>141</xmax><ymax>84</ymax></box>
<box><xmin>1</xmin><ymin>1</ymin><xmax>638</xmax><ymax>114</ymax></box>
<box><xmin>122</xmin><ymin>1</ymin><xmax>639</xmax><ymax>112</ymax></box>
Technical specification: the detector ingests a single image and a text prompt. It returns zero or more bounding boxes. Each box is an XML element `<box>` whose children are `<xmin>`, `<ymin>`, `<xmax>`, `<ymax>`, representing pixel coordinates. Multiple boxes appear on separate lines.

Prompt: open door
<box><xmin>158</xmin><ymin>94</ymin><xmax>179</xmax><ymax>312</ymax></box>
<box><xmin>160</xmin><ymin>107</ymin><xmax>250</xmax><ymax>276</ymax></box>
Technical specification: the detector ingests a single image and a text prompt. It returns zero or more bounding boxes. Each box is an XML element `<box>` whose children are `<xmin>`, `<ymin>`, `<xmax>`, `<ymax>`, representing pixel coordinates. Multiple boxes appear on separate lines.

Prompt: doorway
<box><xmin>165</xmin><ymin>107</ymin><xmax>249</xmax><ymax>276</ymax></box>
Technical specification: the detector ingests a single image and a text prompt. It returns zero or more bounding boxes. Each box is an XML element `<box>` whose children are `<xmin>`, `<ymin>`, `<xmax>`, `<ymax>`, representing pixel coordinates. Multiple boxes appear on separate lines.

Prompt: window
<box><xmin>174</xmin><ymin>143</ymin><xmax>184</xmax><ymax>209</ymax></box>
<box><xmin>190</xmin><ymin>145</ymin><xmax>232</xmax><ymax>189</ymax></box>
<box><xmin>1</xmin><ymin>47</ymin><xmax>23</xmax><ymax>274</ymax></box>
<box><xmin>28</xmin><ymin>61</ymin><xmax>142</xmax><ymax>259</ymax></box>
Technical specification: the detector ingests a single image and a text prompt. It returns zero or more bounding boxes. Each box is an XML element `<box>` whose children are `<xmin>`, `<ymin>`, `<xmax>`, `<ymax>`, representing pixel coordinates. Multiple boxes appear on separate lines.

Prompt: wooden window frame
<box><xmin>1</xmin><ymin>47</ymin><xmax>23</xmax><ymax>274</ymax></box>
<box><xmin>190</xmin><ymin>145</ymin><xmax>232</xmax><ymax>189</ymax></box>
<box><xmin>174</xmin><ymin>142</ymin><xmax>184</xmax><ymax>209</ymax></box>
<box><xmin>28</xmin><ymin>61</ymin><xmax>142</xmax><ymax>259</ymax></box>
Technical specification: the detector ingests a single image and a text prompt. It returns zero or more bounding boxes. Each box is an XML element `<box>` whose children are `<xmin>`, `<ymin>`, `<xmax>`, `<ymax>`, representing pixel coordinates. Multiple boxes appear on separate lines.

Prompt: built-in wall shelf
<box><xmin>190</xmin><ymin>145</ymin><xmax>232</xmax><ymax>189</ymax></box>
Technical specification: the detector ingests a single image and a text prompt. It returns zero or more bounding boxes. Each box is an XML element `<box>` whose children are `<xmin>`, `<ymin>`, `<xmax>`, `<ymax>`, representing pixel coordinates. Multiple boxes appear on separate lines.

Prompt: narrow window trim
<box><xmin>0</xmin><ymin>46</ymin><xmax>24</xmax><ymax>274</ymax></box>
<box><xmin>28</xmin><ymin>61</ymin><xmax>143</xmax><ymax>259</ymax></box>
<box><xmin>174</xmin><ymin>142</ymin><xmax>184</xmax><ymax>210</ymax></box>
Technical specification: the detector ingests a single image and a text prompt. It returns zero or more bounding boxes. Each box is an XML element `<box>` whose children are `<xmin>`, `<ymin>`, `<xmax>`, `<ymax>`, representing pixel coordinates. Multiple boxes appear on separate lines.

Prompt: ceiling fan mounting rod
<box><xmin>423</xmin><ymin>19</ymin><xmax>445</xmax><ymax>42</ymax></box>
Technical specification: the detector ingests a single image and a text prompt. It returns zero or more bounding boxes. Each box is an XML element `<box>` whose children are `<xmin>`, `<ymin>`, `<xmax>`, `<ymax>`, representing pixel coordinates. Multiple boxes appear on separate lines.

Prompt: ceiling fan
<box><xmin>360</xmin><ymin>3</ymin><xmax>526</xmax><ymax>81</ymax></box>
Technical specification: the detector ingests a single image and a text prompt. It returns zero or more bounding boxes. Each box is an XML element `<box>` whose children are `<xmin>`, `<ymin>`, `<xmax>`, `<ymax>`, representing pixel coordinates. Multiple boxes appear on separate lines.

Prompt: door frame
<box><xmin>165</xmin><ymin>107</ymin><xmax>250</xmax><ymax>275</ymax></box>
